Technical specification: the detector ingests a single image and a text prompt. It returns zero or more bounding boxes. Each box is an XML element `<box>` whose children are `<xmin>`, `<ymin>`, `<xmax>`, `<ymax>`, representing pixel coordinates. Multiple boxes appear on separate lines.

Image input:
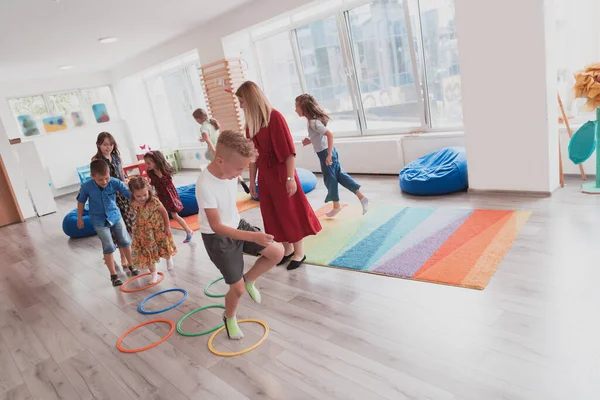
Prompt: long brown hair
<box><xmin>144</xmin><ymin>150</ymin><xmax>173</xmax><ymax>178</ymax></box>
<box><xmin>128</xmin><ymin>176</ymin><xmax>154</xmax><ymax>205</ymax></box>
<box><xmin>235</xmin><ymin>81</ymin><xmax>272</xmax><ymax>137</ymax></box>
<box><xmin>295</xmin><ymin>94</ymin><xmax>330</xmax><ymax>126</ymax></box>
<box><xmin>93</xmin><ymin>132</ymin><xmax>121</xmax><ymax>162</ymax></box>
<box><xmin>192</xmin><ymin>108</ymin><xmax>220</xmax><ymax>130</ymax></box>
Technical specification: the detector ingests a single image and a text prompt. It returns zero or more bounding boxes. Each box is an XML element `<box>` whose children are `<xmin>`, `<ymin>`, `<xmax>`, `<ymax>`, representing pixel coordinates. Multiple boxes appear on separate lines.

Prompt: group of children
<box><xmin>77</xmin><ymin>91</ymin><xmax>368</xmax><ymax>339</ymax></box>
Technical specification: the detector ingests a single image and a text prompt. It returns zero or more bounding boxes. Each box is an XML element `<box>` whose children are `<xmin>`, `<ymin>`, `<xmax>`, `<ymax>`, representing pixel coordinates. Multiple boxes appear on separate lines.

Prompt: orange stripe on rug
<box><xmin>460</xmin><ymin>210</ymin><xmax>531</xmax><ymax>289</ymax></box>
<box><xmin>314</xmin><ymin>203</ymin><xmax>348</xmax><ymax>219</ymax></box>
<box><xmin>413</xmin><ymin>209</ymin><xmax>512</xmax><ymax>279</ymax></box>
<box><xmin>413</xmin><ymin>211</ymin><xmax>514</xmax><ymax>286</ymax></box>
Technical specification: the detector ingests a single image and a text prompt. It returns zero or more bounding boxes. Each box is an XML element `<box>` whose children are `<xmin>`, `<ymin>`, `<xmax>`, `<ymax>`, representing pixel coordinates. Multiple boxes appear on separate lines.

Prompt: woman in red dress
<box><xmin>236</xmin><ymin>81</ymin><xmax>321</xmax><ymax>270</ymax></box>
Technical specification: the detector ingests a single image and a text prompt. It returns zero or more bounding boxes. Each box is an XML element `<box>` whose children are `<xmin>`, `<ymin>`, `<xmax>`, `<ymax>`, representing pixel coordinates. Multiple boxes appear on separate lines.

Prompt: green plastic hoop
<box><xmin>176</xmin><ymin>304</ymin><xmax>225</xmax><ymax>337</ymax></box>
<box><xmin>204</xmin><ymin>277</ymin><xmax>226</xmax><ymax>298</ymax></box>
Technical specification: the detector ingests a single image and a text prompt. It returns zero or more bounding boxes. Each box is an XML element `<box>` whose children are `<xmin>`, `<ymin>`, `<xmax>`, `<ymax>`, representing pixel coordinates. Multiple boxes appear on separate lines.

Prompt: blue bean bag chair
<box><xmin>177</xmin><ymin>184</ymin><xmax>199</xmax><ymax>217</ymax></box>
<box><xmin>399</xmin><ymin>147</ymin><xmax>468</xmax><ymax>196</ymax></box>
<box><xmin>62</xmin><ymin>204</ymin><xmax>96</xmax><ymax>238</ymax></box>
<box><xmin>252</xmin><ymin>168</ymin><xmax>317</xmax><ymax>201</ymax></box>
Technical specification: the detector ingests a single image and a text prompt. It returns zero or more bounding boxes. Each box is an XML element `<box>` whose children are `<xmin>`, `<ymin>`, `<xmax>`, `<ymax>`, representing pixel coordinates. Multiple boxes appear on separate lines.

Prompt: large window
<box><xmin>143</xmin><ymin>52</ymin><xmax>207</xmax><ymax>147</ymax></box>
<box><xmin>255</xmin><ymin>32</ymin><xmax>304</xmax><ymax>134</ymax></box>
<box><xmin>250</xmin><ymin>0</ymin><xmax>462</xmax><ymax>137</ymax></box>
<box><xmin>8</xmin><ymin>86</ymin><xmax>118</xmax><ymax>138</ymax></box>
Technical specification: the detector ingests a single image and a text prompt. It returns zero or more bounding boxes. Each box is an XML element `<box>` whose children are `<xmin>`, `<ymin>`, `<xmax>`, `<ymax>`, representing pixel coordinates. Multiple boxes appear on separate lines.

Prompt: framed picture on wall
<box><xmin>42</xmin><ymin>116</ymin><xmax>67</xmax><ymax>133</ymax></box>
<box><xmin>92</xmin><ymin>103</ymin><xmax>110</xmax><ymax>123</ymax></box>
<box><xmin>71</xmin><ymin>111</ymin><xmax>85</xmax><ymax>127</ymax></box>
<box><xmin>17</xmin><ymin>115</ymin><xmax>40</xmax><ymax>137</ymax></box>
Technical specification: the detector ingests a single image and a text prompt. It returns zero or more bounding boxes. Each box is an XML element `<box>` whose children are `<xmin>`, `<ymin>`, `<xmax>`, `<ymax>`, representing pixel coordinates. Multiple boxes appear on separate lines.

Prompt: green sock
<box><xmin>244</xmin><ymin>279</ymin><xmax>262</xmax><ymax>304</ymax></box>
<box><xmin>224</xmin><ymin>315</ymin><xmax>244</xmax><ymax>340</ymax></box>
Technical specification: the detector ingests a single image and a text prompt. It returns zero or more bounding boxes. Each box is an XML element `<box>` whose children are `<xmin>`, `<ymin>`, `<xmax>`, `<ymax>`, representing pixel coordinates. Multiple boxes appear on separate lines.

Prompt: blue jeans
<box><xmin>317</xmin><ymin>148</ymin><xmax>360</xmax><ymax>203</ymax></box>
<box><xmin>94</xmin><ymin>218</ymin><xmax>132</xmax><ymax>254</ymax></box>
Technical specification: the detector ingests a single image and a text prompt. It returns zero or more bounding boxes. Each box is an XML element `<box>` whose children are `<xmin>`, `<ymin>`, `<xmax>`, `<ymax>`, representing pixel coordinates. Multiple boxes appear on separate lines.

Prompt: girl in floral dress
<box><xmin>144</xmin><ymin>150</ymin><xmax>194</xmax><ymax>243</ymax></box>
<box><xmin>128</xmin><ymin>177</ymin><xmax>177</xmax><ymax>283</ymax></box>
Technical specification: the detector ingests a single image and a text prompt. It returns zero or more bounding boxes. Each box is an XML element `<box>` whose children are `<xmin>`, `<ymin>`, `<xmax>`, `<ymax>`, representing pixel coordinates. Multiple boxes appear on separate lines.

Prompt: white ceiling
<box><xmin>0</xmin><ymin>0</ymin><xmax>250</xmax><ymax>83</ymax></box>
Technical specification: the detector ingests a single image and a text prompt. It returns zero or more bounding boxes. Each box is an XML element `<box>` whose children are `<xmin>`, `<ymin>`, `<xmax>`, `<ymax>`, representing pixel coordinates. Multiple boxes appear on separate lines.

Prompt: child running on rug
<box><xmin>193</xmin><ymin>108</ymin><xmax>250</xmax><ymax>194</ymax></box>
<box><xmin>197</xmin><ymin>130</ymin><xmax>283</xmax><ymax>339</ymax></box>
<box><xmin>296</xmin><ymin>94</ymin><xmax>369</xmax><ymax>217</ymax></box>
<box><xmin>144</xmin><ymin>150</ymin><xmax>194</xmax><ymax>243</ymax></box>
<box><xmin>128</xmin><ymin>176</ymin><xmax>177</xmax><ymax>283</ymax></box>
<box><xmin>77</xmin><ymin>160</ymin><xmax>134</xmax><ymax>286</ymax></box>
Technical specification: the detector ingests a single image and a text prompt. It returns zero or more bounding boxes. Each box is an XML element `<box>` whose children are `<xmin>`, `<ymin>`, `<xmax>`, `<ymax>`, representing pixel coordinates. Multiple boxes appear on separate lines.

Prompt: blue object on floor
<box><xmin>399</xmin><ymin>147</ymin><xmax>468</xmax><ymax>196</ymax></box>
<box><xmin>62</xmin><ymin>204</ymin><xmax>96</xmax><ymax>238</ymax></box>
<box><xmin>252</xmin><ymin>168</ymin><xmax>317</xmax><ymax>201</ymax></box>
<box><xmin>177</xmin><ymin>184</ymin><xmax>198</xmax><ymax>217</ymax></box>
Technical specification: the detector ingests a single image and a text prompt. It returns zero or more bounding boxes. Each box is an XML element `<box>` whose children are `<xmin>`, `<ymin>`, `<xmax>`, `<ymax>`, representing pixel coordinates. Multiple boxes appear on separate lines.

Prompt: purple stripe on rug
<box><xmin>372</xmin><ymin>212</ymin><xmax>471</xmax><ymax>277</ymax></box>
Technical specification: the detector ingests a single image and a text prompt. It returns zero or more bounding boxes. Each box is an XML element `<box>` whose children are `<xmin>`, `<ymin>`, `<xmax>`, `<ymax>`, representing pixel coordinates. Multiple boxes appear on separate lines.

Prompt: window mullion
<box><xmin>409</xmin><ymin>0</ymin><xmax>432</xmax><ymax>128</ymax></box>
<box><xmin>403</xmin><ymin>0</ymin><xmax>428</xmax><ymax>129</ymax></box>
<box><xmin>290</xmin><ymin>29</ymin><xmax>307</xmax><ymax>93</ymax></box>
<box><xmin>337</xmin><ymin>11</ymin><xmax>365</xmax><ymax>135</ymax></box>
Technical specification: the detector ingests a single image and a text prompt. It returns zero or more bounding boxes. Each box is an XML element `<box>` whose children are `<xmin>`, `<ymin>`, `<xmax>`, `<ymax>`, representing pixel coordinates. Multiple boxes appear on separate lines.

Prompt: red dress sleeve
<box><xmin>269</xmin><ymin>110</ymin><xmax>296</xmax><ymax>163</ymax></box>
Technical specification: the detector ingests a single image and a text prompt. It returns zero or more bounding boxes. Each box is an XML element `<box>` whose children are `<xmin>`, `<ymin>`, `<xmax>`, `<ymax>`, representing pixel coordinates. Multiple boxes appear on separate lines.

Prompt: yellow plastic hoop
<box><xmin>207</xmin><ymin>319</ymin><xmax>269</xmax><ymax>357</ymax></box>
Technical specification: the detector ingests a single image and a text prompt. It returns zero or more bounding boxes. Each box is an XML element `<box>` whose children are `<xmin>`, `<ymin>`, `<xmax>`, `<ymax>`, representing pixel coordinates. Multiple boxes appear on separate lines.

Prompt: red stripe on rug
<box><xmin>413</xmin><ymin>210</ymin><xmax>513</xmax><ymax>278</ymax></box>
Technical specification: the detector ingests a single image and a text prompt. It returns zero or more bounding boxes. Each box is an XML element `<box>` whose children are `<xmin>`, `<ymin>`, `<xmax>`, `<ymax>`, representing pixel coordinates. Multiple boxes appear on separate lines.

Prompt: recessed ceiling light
<box><xmin>99</xmin><ymin>37</ymin><xmax>118</xmax><ymax>44</ymax></box>
<box><xmin>59</xmin><ymin>65</ymin><xmax>73</xmax><ymax>70</ymax></box>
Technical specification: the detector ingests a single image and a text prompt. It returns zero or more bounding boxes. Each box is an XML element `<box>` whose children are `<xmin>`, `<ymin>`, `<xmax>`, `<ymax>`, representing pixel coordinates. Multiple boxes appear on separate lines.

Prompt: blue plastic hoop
<box><xmin>138</xmin><ymin>288</ymin><xmax>188</xmax><ymax>315</ymax></box>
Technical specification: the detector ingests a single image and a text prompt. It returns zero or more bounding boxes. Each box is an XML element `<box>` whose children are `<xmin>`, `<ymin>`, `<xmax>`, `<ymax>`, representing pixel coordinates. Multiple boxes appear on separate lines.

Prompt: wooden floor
<box><xmin>0</xmin><ymin>172</ymin><xmax>598</xmax><ymax>400</ymax></box>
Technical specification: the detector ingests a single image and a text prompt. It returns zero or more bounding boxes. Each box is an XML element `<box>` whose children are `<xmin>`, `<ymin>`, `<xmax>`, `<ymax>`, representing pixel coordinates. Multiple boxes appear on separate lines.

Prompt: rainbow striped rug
<box><xmin>305</xmin><ymin>205</ymin><xmax>531</xmax><ymax>290</ymax></box>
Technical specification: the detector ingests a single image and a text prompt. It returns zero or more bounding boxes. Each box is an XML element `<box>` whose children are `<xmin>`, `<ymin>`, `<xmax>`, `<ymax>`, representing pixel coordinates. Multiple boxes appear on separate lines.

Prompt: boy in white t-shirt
<box><xmin>196</xmin><ymin>130</ymin><xmax>284</xmax><ymax>340</ymax></box>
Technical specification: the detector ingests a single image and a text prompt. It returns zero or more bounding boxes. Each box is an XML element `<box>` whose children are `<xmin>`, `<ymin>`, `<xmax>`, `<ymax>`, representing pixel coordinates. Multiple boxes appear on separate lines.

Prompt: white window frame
<box><xmin>250</xmin><ymin>0</ymin><xmax>463</xmax><ymax>138</ymax></box>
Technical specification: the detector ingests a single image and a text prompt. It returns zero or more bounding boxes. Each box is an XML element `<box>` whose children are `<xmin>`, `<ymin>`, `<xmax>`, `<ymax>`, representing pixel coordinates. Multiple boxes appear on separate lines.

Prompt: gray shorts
<box><xmin>201</xmin><ymin>219</ymin><xmax>265</xmax><ymax>284</ymax></box>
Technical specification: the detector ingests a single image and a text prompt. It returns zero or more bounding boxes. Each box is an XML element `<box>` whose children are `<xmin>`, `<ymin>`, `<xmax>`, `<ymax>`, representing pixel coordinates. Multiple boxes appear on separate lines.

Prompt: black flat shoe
<box><xmin>278</xmin><ymin>252</ymin><xmax>294</xmax><ymax>266</ymax></box>
<box><xmin>287</xmin><ymin>256</ymin><xmax>306</xmax><ymax>271</ymax></box>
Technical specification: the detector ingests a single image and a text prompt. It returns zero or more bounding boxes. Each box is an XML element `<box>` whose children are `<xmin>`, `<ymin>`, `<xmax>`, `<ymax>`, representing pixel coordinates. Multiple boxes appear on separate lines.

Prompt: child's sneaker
<box><xmin>110</xmin><ymin>274</ymin><xmax>123</xmax><ymax>287</ymax></box>
<box><xmin>129</xmin><ymin>267</ymin><xmax>140</xmax><ymax>276</ymax></box>
<box><xmin>184</xmin><ymin>231</ymin><xmax>194</xmax><ymax>243</ymax></box>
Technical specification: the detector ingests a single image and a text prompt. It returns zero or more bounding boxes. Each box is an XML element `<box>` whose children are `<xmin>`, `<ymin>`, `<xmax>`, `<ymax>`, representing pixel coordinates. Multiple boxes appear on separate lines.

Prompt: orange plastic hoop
<box><xmin>116</xmin><ymin>319</ymin><xmax>175</xmax><ymax>353</ymax></box>
<box><xmin>121</xmin><ymin>272</ymin><xmax>164</xmax><ymax>293</ymax></box>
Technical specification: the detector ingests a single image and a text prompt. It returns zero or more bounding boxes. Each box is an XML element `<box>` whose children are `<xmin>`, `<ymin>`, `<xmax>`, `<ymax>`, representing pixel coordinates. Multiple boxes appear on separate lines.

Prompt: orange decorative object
<box><xmin>574</xmin><ymin>62</ymin><xmax>600</xmax><ymax>111</ymax></box>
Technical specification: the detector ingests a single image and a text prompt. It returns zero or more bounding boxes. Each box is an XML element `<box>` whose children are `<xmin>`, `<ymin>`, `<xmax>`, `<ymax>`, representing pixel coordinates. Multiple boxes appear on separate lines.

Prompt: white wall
<box><xmin>455</xmin><ymin>0</ymin><xmax>559</xmax><ymax>193</ymax></box>
<box><xmin>112</xmin><ymin>74</ymin><xmax>162</xmax><ymax>153</ymax></box>
<box><xmin>0</xmin><ymin>71</ymin><xmax>134</xmax><ymax>198</ymax></box>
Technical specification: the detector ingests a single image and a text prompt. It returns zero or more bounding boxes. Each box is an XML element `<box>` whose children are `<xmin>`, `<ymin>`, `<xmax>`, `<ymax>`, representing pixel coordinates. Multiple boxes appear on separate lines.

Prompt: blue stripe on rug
<box><xmin>365</xmin><ymin>207</ymin><xmax>436</xmax><ymax>268</ymax></box>
<box><xmin>331</xmin><ymin>208</ymin><xmax>419</xmax><ymax>271</ymax></box>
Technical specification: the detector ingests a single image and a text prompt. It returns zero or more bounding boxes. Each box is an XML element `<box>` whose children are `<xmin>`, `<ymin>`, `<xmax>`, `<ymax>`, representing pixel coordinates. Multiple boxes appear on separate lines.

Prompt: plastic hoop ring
<box><xmin>176</xmin><ymin>304</ymin><xmax>225</xmax><ymax>336</ymax></box>
<box><xmin>204</xmin><ymin>277</ymin><xmax>226</xmax><ymax>298</ymax></box>
<box><xmin>138</xmin><ymin>288</ymin><xmax>188</xmax><ymax>315</ymax></box>
<box><xmin>208</xmin><ymin>319</ymin><xmax>269</xmax><ymax>357</ymax></box>
<box><xmin>116</xmin><ymin>319</ymin><xmax>174</xmax><ymax>353</ymax></box>
<box><xmin>121</xmin><ymin>272</ymin><xmax>165</xmax><ymax>293</ymax></box>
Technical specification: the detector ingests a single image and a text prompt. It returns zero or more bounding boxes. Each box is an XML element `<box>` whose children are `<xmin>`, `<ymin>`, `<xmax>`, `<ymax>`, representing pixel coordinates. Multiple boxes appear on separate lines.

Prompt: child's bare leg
<box><xmin>165</xmin><ymin>255</ymin><xmax>174</xmax><ymax>271</ymax></box>
<box><xmin>118</xmin><ymin>247</ymin><xmax>128</xmax><ymax>266</ymax></box>
<box><xmin>224</xmin><ymin>280</ymin><xmax>245</xmax><ymax>340</ymax></box>
<box><xmin>171</xmin><ymin>212</ymin><xmax>194</xmax><ymax>242</ymax></box>
<box><xmin>104</xmin><ymin>254</ymin><xmax>117</xmax><ymax>275</ymax></box>
<box><xmin>149</xmin><ymin>264</ymin><xmax>159</xmax><ymax>283</ymax></box>
<box><xmin>121</xmin><ymin>246</ymin><xmax>133</xmax><ymax>267</ymax></box>
<box><xmin>244</xmin><ymin>242</ymin><xmax>283</xmax><ymax>303</ymax></box>
<box><xmin>355</xmin><ymin>190</ymin><xmax>365</xmax><ymax>201</ymax></box>
<box><xmin>171</xmin><ymin>212</ymin><xmax>191</xmax><ymax>234</ymax></box>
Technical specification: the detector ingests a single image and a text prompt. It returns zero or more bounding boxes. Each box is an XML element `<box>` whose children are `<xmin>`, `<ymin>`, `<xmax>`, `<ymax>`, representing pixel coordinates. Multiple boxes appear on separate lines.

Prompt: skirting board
<box><xmin>467</xmin><ymin>188</ymin><xmax>552</xmax><ymax>198</ymax></box>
